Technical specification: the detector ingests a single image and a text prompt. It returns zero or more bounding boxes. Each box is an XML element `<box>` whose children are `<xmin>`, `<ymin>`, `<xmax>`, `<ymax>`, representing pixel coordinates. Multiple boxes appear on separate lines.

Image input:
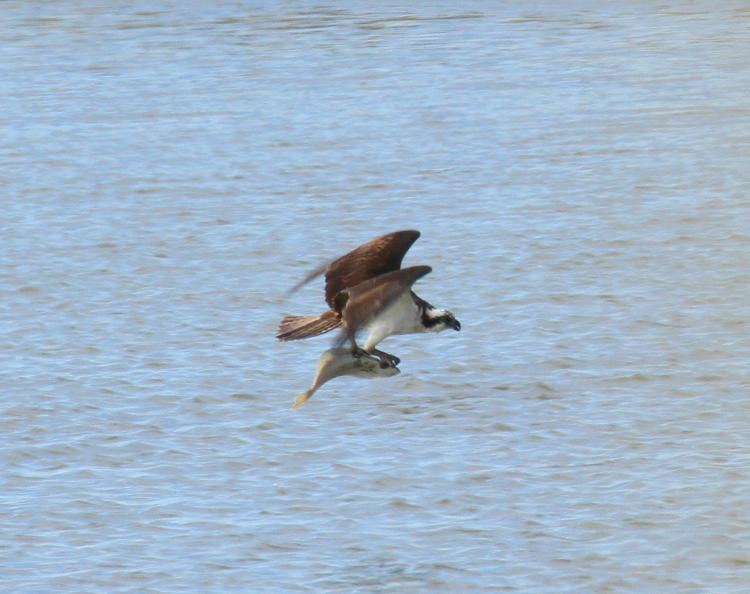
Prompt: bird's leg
<box><xmin>370</xmin><ymin>348</ymin><xmax>400</xmax><ymax>367</ymax></box>
<box><xmin>350</xmin><ymin>342</ymin><xmax>398</xmax><ymax>368</ymax></box>
<box><xmin>349</xmin><ymin>337</ymin><xmax>369</xmax><ymax>360</ymax></box>
<box><xmin>349</xmin><ymin>335</ymin><xmax>399</xmax><ymax>367</ymax></box>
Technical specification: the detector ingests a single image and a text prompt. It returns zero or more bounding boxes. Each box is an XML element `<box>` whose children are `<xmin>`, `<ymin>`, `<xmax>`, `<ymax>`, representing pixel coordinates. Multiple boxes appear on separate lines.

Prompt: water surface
<box><xmin>3</xmin><ymin>2</ymin><xmax>750</xmax><ymax>592</ymax></box>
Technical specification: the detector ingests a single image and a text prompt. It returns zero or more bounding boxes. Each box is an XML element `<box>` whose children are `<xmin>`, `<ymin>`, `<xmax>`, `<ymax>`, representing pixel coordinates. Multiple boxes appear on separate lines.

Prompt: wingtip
<box><xmin>397</xmin><ymin>229</ymin><xmax>420</xmax><ymax>242</ymax></box>
<box><xmin>287</xmin><ymin>261</ymin><xmax>330</xmax><ymax>295</ymax></box>
<box><xmin>406</xmin><ymin>264</ymin><xmax>432</xmax><ymax>280</ymax></box>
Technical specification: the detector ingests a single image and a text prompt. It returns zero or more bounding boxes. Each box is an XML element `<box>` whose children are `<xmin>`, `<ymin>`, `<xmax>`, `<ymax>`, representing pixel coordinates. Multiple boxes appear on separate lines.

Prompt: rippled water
<box><xmin>3</xmin><ymin>2</ymin><xmax>750</xmax><ymax>592</ymax></box>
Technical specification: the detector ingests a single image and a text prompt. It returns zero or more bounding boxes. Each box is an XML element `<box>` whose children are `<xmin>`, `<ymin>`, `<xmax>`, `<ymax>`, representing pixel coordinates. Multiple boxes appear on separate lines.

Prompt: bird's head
<box><xmin>423</xmin><ymin>307</ymin><xmax>461</xmax><ymax>333</ymax></box>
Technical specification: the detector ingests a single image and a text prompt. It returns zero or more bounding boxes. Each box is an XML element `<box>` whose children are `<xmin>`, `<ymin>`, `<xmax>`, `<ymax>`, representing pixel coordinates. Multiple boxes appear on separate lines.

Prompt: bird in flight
<box><xmin>277</xmin><ymin>230</ymin><xmax>460</xmax><ymax>366</ymax></box>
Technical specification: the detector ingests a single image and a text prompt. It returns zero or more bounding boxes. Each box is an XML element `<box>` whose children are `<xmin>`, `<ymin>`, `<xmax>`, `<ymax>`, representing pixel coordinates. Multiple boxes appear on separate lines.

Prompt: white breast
<box><xmin>362</xmin><ymin>291</ymin><xmax>422</xmax><ymax>351</ymax></box>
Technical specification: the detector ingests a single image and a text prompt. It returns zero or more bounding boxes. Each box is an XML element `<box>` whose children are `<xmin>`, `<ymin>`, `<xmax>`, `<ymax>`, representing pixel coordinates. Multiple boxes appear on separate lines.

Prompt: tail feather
<box><xmin>277</xmin><ymin>310</ymin><xmax>341</xmax><ymax>341</ymax></box>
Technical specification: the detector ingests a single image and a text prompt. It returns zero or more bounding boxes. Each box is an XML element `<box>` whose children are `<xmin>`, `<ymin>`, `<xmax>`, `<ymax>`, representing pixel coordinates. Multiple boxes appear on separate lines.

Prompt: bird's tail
<box><xmin>276</xmin><ymin>310</ymin><xmax>341</xmax><ymax>341</ymax></box>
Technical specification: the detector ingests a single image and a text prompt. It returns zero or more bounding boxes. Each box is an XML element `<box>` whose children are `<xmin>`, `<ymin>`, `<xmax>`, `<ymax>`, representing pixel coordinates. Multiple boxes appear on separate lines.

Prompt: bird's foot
<box><xmin>351</xmin><ymin>346</ymin><xmax>369</xmax><ymax>360</ymax></box>
<box><xmin>351</xmin><ymin>346</ymin><xmax>400</xmax><ymax>368</ymax></box>
<box><xmin>372</xmin><ymin>349</ymin><xmax>400</xmax><ymax>367</ymax></box>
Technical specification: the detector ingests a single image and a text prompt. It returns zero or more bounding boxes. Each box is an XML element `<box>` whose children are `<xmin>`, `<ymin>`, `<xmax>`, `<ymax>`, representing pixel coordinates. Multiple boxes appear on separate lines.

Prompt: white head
<box><xmin>421</xmin><ymin>307</ymin><xmax>461</xmax><ymax>333</ymax></box>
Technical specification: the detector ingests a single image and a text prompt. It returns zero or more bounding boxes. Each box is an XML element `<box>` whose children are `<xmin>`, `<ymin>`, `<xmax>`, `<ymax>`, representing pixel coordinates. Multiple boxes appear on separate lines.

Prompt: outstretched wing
<box><xmin>290</xmin><ymin>230</ymin><xmax>421</xmax><ymax>308</ymax></box>
<box><xmin>337</xmin><ymin>265</ymin><xmax>432</xmax><ymax>339</ymax></box>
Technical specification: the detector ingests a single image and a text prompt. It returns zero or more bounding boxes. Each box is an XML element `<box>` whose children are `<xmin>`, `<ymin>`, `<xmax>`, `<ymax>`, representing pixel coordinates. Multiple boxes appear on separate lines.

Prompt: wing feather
<box><xmin>287</xmin><ymin>230</ymin><xmax>421</xmax><ymax>307</ymax></box>
<box><xmin>339</xmin><ymin>265</ymin><xmax>432</xmax><ymax>338</ymax></box>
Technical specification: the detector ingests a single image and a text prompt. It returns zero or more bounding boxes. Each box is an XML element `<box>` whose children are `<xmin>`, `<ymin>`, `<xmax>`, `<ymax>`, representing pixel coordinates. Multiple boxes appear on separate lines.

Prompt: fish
<box><xmin>293</xmin><ymin>347</ymin><xmax>400</xmax><ymax>410</ymax></box>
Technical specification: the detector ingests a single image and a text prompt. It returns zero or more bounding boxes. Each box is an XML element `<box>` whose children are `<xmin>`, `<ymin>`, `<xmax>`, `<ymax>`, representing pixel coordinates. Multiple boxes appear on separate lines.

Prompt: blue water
<box><xmin>3</xmin><ymin>2</ymin><xmax>750</xmax><ymax>592</ymax></box>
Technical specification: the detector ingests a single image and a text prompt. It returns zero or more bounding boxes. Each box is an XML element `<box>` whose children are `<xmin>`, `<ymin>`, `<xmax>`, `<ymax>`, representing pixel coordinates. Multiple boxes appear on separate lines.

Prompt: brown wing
<box><xmin>339</xmin><ymin>265</ymin><xmax>432</xmax><ymax>335</ymax></box>
<box><xmin>289</xmin><ymin>230</ymin><xmax>421</xmax><ymax>307</ymax></box>
<box><xmin>323</xmin><ymin>230</ymin><xmax>420</xmax><ymax>307</ymax></box>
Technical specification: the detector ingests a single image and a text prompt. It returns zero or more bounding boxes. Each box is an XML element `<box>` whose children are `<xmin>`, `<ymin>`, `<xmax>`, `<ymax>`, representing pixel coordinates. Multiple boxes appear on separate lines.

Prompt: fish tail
<box><xmin>292</xmin><ymin>390</ymin><xmax>312</xmax><ymax>410</ymax></box>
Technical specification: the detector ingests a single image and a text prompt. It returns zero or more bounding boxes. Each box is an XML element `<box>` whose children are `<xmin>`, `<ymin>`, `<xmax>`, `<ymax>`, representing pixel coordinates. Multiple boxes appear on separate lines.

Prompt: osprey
<box><xmin>277</xmin><ymin>230</ymin><xmax>460</xmax><ymax>365</ymax></box>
